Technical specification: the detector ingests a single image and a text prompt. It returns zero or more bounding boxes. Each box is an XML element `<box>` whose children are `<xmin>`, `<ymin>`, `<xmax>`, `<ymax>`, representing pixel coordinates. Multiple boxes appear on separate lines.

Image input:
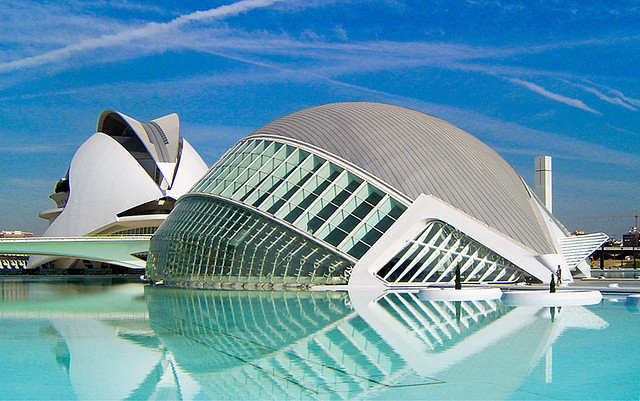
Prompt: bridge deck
<box><xmin>0</xmin><ymin>236</ymin><xmax>151</xmax><ymax>269</ymax></box>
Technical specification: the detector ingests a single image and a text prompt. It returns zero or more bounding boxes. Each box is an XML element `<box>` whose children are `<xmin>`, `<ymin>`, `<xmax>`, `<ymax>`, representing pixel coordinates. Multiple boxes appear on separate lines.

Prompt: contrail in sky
<box><xmin>0</xmin><ymin>0</ymin><xmax>282</xmax><ymax>73</ymax></box>
<box><xmin>509</xmin><ymin>78</ymin><xmax>600</xmax><ymax>114</ymax></box>
<box><xmin>568</xmin><ymin>81</ymin><xmax>637</xmax><ymax>111</ymax></box>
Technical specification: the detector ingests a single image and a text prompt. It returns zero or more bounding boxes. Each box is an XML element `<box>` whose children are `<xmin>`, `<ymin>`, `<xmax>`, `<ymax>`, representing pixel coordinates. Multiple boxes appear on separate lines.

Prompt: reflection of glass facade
<box><xmin>144</xmin><ymin>287</ymin><xmax>427</xmax><ymax>399</ymax></box>
<box><xmin>376</xmin><ymin>292</ymin><xmax>510</xmax><ymax>351</ymax></box>
<box><xmin>148</xmin><ymin>138</ymin><xmax>407</xmax><ymax>287</ymax></box>
<box><xmin>147</xmin><ymin>196</ymin><xmax>353</xmax><ymax>288</ymax></box>
<box><xmin>143</xmin><ymin>288</ymin><xmax>547</xmax><ymax>399</ymax></box>
<box><xmin>377</xmin><ymin>221</ymin><xmax>524</xmax><ymax>285</ymax></box>
<box><xmin>145</xmin><ymin>287</ymin><xmax>356</xmax><ymax>368</ymax></box>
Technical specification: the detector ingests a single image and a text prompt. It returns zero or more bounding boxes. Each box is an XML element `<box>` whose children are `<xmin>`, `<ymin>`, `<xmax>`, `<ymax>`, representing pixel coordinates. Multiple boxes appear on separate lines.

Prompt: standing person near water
<box><xmin>557</xmin><ymin>265</ymin><xmax>562</xmax><ymax>285</ymax></box>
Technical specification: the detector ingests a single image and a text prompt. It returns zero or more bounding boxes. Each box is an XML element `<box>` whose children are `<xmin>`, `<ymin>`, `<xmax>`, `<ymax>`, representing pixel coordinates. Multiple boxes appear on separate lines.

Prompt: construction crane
<box><xmin>585</xmin><ymin>211</ymin><xmax>638</xmax><ymax>269</ymax></box>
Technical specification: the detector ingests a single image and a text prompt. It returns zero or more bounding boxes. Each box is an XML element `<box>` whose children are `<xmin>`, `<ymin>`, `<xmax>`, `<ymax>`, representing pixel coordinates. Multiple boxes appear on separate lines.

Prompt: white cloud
<box><xmin>606</xmin><ymin>124</ymin><xmax>640</xmax><ymax>138</ymax></box>
<box><xmin>69</xmin><ymin>0</ymin><xmax>172</xmax><ymax>15</ymax></box>
<box><xmin>137</xmin><ymin>27</ymin><xmax>638</xmax><ymax>105</ymax></box>
<box><xmin>568</xmin><ymin>81</ymin><xmax>637</xmax><ymax>111</ymax></box>
<box><xmin>0</xmin><ymin>0</ymin><xmax>283</xmax><ymax>73</ymax></box>
<box><xmin>300</xmin><ymin>29</ymin><xmax>322</xmax><ymax>42</ymax></box>
<box><xmin>1</xmin><ymin>46</ymin><xmax>636</xmax><ymax>172</ymax></box>
<box><xmin>0</xmin><ymin>1</ymin><xmax>127</xmax><ymax>62</ymax></box>
<box><xmin>605</xmin><ymin>87</ymin><xmax>640</xmax><ymax>108</ymax></box>
<box><xmin>332</xmin><ymin>26</ymin><xmax>348</xmax><ymax>41</ymax></box>
<box><xmin>3</xmin><ymin>4</ymin><xmax>636</xmax><ymax>107</ymax></box>
<box><xmin>509</xmin><ymin>78</ymin><xmax>600</xmax><ymax>114</ymax></box>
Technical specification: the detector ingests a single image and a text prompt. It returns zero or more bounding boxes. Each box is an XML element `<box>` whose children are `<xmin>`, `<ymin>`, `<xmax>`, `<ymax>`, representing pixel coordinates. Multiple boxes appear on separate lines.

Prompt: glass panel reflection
<box><xmin>0</xmin><ymin>279</ymin><xmax>621</xmax><ymax>401</ymax></box>
<box><xmin>144</xmin><ymin>287</ymin><xmax>610</xmax><ymax>400</ymax></box>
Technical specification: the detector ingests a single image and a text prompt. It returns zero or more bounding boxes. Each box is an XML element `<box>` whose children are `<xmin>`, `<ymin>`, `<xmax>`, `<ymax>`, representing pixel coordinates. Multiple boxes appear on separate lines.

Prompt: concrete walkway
<box><xmin>495</xmin><ymin>278</ymin><xmax>640</xmax><ymax>294</ymax></box>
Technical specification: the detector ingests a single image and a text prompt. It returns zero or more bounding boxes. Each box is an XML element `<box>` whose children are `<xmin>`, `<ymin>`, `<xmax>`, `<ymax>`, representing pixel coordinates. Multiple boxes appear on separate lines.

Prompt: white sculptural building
<box><xmin>146</xmin><ymin>102</ymin><xmax>607</xmax><ymax>289</ymax></box>
<box><xmin>32</xmin><ymin>110</ymin><xmax>208</xmax><ymax>269</ymax></box>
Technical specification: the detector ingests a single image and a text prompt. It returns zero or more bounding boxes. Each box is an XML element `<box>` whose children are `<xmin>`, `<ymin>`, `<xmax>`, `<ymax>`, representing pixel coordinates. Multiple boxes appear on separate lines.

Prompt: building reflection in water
<box><xmin>0</xmin><ymin>281</ymin><xmax>608</xmax><ymax>400</ymax></box>
<box><xmin>0</xmin><ymin>281</ymin><xmax>167</xmax><ymax>400</ymax></box>
<box><xmin>144</xmin><ymin>287</ymin><xmax>608</xmax><ymax>400</ymax></box>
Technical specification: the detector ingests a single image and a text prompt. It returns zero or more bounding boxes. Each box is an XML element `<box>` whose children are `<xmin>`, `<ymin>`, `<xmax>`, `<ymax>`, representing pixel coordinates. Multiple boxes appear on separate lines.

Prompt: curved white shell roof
<box><xmin>44</xmin><ymin>133</ymin><xmax>165</xmax><ymax>237</ymax></box>
<box><xmin>97</xmin><ymin>110</ymin><xmax>184</xmax><ymax>187</ymax></box>
<box><xmin>247</xmin><ymin>102</ymin><xmax>554</xmax><ymax>254</ymax></box>
<box><xmin>41</xmin><ymin>111</ymin><xmax>208</xmax><ymax>238</ymax></box>
<box><xmin>166</xmin><ymin>139</ymin><xmax>209</xmax><ymax>199</ymax></box>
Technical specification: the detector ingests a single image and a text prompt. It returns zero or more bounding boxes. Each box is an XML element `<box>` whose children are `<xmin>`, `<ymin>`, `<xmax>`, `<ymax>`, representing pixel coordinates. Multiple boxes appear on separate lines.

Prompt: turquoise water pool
<box><xmin>0</xmin><ymin>278</ymin><xmax>638</xmax><ymax>400</ymax></box>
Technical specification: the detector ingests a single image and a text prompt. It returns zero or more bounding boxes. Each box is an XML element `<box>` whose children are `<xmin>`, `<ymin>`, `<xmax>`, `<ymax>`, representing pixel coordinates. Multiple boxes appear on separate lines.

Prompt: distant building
<box><xmin>623</xmin><ymin>229</ymin><xmax>639</xmax><ymax>247</ymax></box>
<box><xmin>0</xmin><ymin>230</ymin><xmax>34</xmax><ymax>238</ymax></box>
<box><xmin>0</xmin><ymin>231</ymin><xmax>32</xmax><ymax>271</ymax></box>
<box><xmin>30</xmin><ymin>110</ymin><xmax>208</xmax><ymax>270</ymax></box>
<box><xmin>146</xmin><ymin>102</ymin><xmax>608</xmax><ymax>289</ymax></box>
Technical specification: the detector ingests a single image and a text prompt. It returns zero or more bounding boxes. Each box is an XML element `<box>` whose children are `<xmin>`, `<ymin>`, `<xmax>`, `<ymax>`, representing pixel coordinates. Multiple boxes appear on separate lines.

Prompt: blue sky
<box><xmin>0</xmin><ymin>0</ymin><xmax>638</xmax><ymax>238</ymax></box>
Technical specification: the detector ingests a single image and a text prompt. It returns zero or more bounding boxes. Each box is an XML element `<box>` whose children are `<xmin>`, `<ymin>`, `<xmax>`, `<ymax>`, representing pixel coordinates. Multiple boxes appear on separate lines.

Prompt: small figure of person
<box><xmin>556</xmin><ymin>265</ymin><xmax>562</xmax><ymax>285</ymax></box>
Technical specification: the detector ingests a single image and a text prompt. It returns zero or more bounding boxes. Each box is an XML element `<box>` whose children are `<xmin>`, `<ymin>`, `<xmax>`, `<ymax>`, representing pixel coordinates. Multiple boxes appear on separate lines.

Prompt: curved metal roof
<box><xmin>246</xmin><ymin>102</ymin><xmax>554</xmax><ymax>254</ymax></box>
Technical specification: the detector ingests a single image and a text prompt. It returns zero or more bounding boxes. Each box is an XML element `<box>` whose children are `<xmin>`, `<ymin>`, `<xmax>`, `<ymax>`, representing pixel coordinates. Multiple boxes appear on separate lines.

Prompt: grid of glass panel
<box><xmin>190</xmin><ymin>139</ymin><xmax>407</xmax><ymax>260</ymax></box>
<box><xmin>376</xmin><ymin>221</ymin><xmax>525</xmax><ymax>285</ymax></box>
<box><xmin>107</xmin><ymin>226</ymin><xmax>157</xmax><ymax>236</ymax></box>
<box><xmin>376</xmin><ymin>292</ymin><xmax>509</xmax><ymax>352</ymax></box>
<box><xmin>145</xmin><ymin>288</ymin><xmax>410</xmax><ymax>399</ymax></box>
<box><xmin>147</xmin><ymin>196</ymin><xmax>353</xmax><ymax>288</ymax></box>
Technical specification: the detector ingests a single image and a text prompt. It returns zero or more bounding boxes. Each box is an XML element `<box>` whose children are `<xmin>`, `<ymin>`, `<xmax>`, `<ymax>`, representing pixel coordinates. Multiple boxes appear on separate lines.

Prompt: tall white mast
<box><xmin>535</xmin><ymin>156</ymin><xmax>552</xmax><ymax>213</ymax></box>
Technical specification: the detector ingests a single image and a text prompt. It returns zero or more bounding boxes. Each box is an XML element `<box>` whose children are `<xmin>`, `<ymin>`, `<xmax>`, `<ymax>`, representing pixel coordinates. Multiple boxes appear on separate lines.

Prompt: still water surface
<box><xmin>0</xmin><ymin>278</ymin><xmax>638</xmax><ymax>400</ymax></box>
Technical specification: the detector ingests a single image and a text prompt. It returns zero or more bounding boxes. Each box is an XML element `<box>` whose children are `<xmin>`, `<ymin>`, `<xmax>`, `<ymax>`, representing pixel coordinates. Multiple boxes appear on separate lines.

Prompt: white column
<box><xmin>535</xmin><ymin>156</ymin><xmax>552</xmax><ymax>213</ymax></box>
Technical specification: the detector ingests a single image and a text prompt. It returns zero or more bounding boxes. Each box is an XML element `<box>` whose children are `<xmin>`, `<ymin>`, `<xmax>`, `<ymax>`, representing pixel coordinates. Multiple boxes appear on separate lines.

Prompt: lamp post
<box><xmin>634</xmin><ymin>211</ymin><xmax>638</xmax><ymax>270</ymax></box>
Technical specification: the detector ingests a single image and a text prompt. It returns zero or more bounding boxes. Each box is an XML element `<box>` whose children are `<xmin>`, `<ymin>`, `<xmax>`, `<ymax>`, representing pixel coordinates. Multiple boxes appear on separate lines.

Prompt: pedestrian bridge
<box><xmin>0</xmin><ymin>236</ymin><xmax>151</xmax><ymax>269</ymax></box>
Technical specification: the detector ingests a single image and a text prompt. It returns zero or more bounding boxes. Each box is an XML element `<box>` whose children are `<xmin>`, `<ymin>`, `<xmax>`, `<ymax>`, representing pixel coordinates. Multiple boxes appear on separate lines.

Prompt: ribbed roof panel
<box><xmin>245</xmin><ymin>102</ymin><xmax>554</xmax><ymax>254</ymax></box>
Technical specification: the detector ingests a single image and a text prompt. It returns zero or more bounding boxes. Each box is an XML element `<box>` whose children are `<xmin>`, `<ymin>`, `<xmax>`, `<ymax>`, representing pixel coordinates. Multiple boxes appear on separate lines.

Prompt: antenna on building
<box><xmin>535</xmin><ymin>156</ymin><xmax>552</xmax><ymax>213</ymax></box>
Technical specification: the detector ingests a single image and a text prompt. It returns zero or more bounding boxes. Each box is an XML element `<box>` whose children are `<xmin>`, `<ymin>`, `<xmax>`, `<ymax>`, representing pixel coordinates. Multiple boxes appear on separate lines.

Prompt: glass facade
<box><xmin>147</xmin><ymin>138</ymin><xmax>409</xmax><ymax>288</ymax></box>
<box><xmin>190</xmin><ymin>139</ymin><xmax>407</xmax><ymax>260</ymax></box>
<box><xmin>377</xmin><ymin>220</ymin><xmax>525</xmax><ymax>285</ymax></box>
<box><xmin>107</xmin><ymin>226</ymin><xmax>157</xmax><ymax>236</ymax></box>
<box><xmin>148</xmin><ymin>137</ymin><xmax>525</xmax><ymax>289</ymax></box>
<box><xmin>147</xmin><ymin>195</ymin><xmax>353</xmax><ymax>289</ymax></box>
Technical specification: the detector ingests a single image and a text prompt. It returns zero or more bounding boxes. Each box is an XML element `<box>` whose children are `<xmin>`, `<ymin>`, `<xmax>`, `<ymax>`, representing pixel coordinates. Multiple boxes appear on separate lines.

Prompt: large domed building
<box><xmin>146</xmin><ymin>102</ymin><xmax>606</xmax><ymax>289</ymax></box>
<box><xmin>32</xmin><ymin>110</ymin><xmax>208</xmax><ymax>269</ymax></box>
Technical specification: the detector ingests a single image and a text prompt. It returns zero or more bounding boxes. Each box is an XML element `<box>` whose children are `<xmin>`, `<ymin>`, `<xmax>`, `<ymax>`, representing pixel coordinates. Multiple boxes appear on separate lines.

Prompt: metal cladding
<box><xmin>148</xmin><ymin>101</ymin><xmax>608</xmax><ymax>287</ymax></box>
<box><xmin>248</xmin><ymin>102</ymin><xmax>554</xmax><ymax>254</ymax></box>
